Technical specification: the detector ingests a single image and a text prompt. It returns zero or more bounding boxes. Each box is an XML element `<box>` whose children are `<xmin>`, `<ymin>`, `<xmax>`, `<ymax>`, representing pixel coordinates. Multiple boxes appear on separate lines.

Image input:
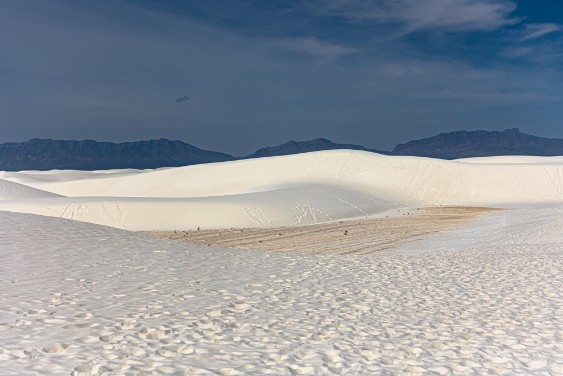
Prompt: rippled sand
<box><xmin>1</xmin><ymin>208</ymin><xmax>562</xmax><ymax>375</ymax></box>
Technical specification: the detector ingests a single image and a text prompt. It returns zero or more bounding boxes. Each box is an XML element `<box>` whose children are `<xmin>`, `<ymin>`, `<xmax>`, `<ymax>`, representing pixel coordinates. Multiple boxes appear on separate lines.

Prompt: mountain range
<box><xmin>0</xmin><ymin>138</ymin><xmax>233</xmax><ymax>171</ymax></box>
<box><xmin>391</xmin><ymin>128</ymin><xmax>563</xmax><ymax>159</ymax></box>
<box><xmin>1</xmin><ymin>128</ymin><xmax>562</xmax><ymax>171</ymax></box>
<box><xmin>246</xmin><ymin>138</ymin><xmax>385</xmax><ymax>159</ymax></box>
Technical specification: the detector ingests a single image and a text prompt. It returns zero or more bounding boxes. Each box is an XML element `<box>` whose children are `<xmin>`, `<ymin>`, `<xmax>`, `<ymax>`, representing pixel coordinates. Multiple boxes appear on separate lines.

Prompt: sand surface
<box><xmin>2</xmin><ymin>152</ymin><xmax>563</xmax><ymax>374</ymax></box>
<box><xmin>2</xmin><ymin>150</ymin><xmax>563</xmax><ymax>230</ymax></box>
<box><xmin>1</xmin><ymin>208</ymin><xmax>563</xmax><ymax>375</ymax></box>
<box><xmin>146</xmin><ymin>206</ymin><xmax>498</xmax><ymax>255</ymax></box>
<box><xmin>0</xmin><ymin>178</ymin><xmax>61</xmax><ymax>201</ymax></box>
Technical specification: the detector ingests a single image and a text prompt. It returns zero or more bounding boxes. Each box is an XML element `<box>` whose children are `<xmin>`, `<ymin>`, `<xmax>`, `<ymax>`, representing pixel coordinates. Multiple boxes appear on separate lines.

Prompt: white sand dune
<box><xmin>0</xmin><ymin>185</ymin><xmax>393</xmax><ymax>230</ymax></box>
<box><xmin>455</xmin><ymin>155</ymin><xmax>563</xmax><ymax>164</ymax></box>
<box><xmin>0</xmin><ymin>168</ymin><xmax>147</xmax><ymax>184</ymax></box>
<box><xmin>1</xmin><ymin>152</ymin><xmax>563</xmax><ymax>374</ymax></box>
<box><xmin>2</xmin><ymin>150</ymin><xmax>563</xmax><ymax>230</ymax></box>
<box><xmin>1</xmin><ymin>208</ymin><xmax>562</xmax><ymax>375</ymax></box>
<box><xmin>0</xmin><ymin>179</ymin><xmax>61</xmax><ymax>201</ymax></box>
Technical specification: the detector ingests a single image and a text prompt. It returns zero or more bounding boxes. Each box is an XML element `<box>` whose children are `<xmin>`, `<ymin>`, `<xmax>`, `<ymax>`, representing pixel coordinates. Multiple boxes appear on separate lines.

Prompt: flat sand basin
<box><xmin>146</xmin><ymin>206</ymin><xmax>500</xmax><ymax>254</ymax></box>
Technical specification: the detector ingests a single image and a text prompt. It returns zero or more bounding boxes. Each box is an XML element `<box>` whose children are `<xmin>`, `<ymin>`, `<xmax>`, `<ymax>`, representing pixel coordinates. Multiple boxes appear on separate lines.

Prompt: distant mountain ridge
<box><xmin>1</xmin><ymin>128</ymin><xmax>563</xmax><ymax>171</ymax></box>
<box><xmin>391</xmin><ymin>128</ymin><xmax>563</xmax><ymax>159</ymax></box>
<box><xmin>246</xmin><ymin>138</ymin><xmax>386</xmax><ymax>158</ymax></box>
<box><xmin>0</xmin><ymin>138</ymin><xmax>234</xmax><ymax>171</ymax></box>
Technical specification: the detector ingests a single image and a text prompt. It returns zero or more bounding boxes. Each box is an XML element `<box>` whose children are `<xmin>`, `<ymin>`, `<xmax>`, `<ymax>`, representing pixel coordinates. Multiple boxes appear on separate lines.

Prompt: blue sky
<box><xmin>1</xmin><ymin>0</ymin><xmax>562</xmax><ymax>154</ymax></box>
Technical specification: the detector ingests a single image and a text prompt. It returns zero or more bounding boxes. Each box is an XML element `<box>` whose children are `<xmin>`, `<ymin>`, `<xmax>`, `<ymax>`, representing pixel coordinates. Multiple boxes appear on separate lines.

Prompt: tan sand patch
<box><xmin>145</xmin><ymin>206</ymin><xmax>500</xmax><ymax>255</ymax></box>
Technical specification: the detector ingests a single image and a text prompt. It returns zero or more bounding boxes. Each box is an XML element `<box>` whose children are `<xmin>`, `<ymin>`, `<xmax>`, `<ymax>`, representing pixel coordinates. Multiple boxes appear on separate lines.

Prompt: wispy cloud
<box><xmin>503</xmin><ymin>46</ymin><xmax>534</xmax><ymax>58</ymax></box>
<box><xmin>308</xmin><ymin>0</ymin><xmax>519</xmax><ymax>34</ymax></box>
<box><xmin>503</xmin><ymin>23</ymin><xmax>563</xmax><ymax>63</ymax></box>
<box><xmin>274</xmin><ymin>37</ymin><xmax>359</xmax><ymax>60</ymax></box>
<box><xmin>519</xmin><ymin>23</ymin><xmax>562</xmax><ymax>42</ymax></box>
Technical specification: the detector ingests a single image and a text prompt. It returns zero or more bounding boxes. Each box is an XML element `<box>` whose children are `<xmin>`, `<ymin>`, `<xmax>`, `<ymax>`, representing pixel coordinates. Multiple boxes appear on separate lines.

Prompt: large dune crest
<box><xmin>1</xmin><ymin>150</ymin><xmax>563</xmax><ymax>230</ymax></box>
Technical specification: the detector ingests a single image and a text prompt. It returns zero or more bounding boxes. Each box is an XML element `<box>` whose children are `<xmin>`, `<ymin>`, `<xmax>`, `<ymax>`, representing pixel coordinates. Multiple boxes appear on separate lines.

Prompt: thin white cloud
<box><xmin>520</xmin><ymin>23</ymin><xmax>562</xmax><ymax>42</ymax></box>
<box><xmin>274</xmin><ymin>37</ymin><xmax>359</xmax><ymax>60</ymax></box>
<box><xmin>309</xmin><ymin>0</ymin><xmax>519</xmax><ymax>33</ymax></box>
<box><xmin>504</xmin><ymin>46</ymin><xmax>534</xmax><ymax>58</ymax></box>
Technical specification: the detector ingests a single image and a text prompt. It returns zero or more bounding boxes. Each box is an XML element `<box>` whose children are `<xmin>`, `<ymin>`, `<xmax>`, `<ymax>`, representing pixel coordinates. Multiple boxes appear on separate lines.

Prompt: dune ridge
<box><xmin>1</xmin><ymin>150</ymin><xmax>563</xmax><ymax>230</ymax></box>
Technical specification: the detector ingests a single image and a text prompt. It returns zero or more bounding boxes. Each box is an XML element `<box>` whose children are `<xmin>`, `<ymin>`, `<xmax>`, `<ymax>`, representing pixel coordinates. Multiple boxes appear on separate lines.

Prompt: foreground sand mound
<box><xmin>1</xmin><ymin>209</ymin><xmax>562</xmax><ymax>374</ymax></box>
<box><xmin>1</xmin><ymin>150</ymin><xmax>563</xmax><ymax>230</ymax></box>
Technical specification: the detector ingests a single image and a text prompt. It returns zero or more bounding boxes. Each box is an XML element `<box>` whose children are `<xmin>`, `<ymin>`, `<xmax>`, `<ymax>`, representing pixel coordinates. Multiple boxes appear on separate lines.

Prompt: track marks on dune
<box><xmin>60</xmin><ymin>202</ymin><xmax>88</xmax><ymax>221</ymax></box>
<box><xmin>292</xmin><ymin>201</ymin><xmax>333</xmax><ymax>225</ymax></box>
<box><xmin>147</xmin><ymin>207</ymin><xmax>499</xmax><ymax>255</ymax></box>
<box><xmin>241</xmin><ymin>204</ymin><xmax>271</xmax><ymax>227</ymax></box>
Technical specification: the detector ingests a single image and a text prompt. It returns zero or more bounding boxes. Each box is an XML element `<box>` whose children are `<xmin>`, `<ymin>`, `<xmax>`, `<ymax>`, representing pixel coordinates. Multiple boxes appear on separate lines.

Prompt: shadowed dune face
<box><xmin>0</xmin><ymin>178</ymin><xmax>61</xmax><ymax>201</ymax></box>
<box><xmin>146</xmin><ymin>206</ymin><xmax>501</xmax><ymax>255</ymax></box>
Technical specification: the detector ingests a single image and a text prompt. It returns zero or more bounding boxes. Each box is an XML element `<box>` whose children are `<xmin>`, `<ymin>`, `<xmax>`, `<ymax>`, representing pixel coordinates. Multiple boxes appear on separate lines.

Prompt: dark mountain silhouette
<box><xmin>2</xmin><ymin>129</ymin><xmax>563</xmax><ymax>171</ymax></box>
<box><xmin>391</xmin><ymin>128</ymin><xmax>563</xmax><ymax>159</ymax></box>
<box><xmin>0</xmin><ymin>138</ymin><xmax>233</xmax><ymax>171</ymax></box>
<box><xmin>246</xmin><ymin>138</ymin><xmax>386</xmax><ymax>158</ymax></box>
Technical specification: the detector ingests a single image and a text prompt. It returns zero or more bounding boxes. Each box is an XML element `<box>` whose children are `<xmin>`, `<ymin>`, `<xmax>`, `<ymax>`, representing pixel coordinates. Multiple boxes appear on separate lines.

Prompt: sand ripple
<box><xmin>0</xmin><ymin>210</ymin><xmax>562</xmax><ymax>375</ymax></box>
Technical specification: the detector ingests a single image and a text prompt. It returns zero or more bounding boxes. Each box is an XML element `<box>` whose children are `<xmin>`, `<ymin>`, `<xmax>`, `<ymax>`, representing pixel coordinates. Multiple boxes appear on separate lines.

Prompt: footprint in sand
<box><xmin>157</xmin><ymin>347</ymin><xmax>178</xmax><ymax>358</ymax></box>
<box><xmin>115</xmin><ymin>318</ymin><xmax>137</xmax><ymax>330</ymax></box>
<box><xmin>99</xmin><ymin>334</ymin><xmax>123</xmax><ymax>343</ymax></box>
<box><xmin>23</xmin><ymin>309</ymin><xmax>48</xmax><ymax>317</ymax></box>
<box><xmin>74</xmin><ymin>313</ymin><xmax>93</xmax><ymax>319</ymax></box>
<box><xmin>13</xmin><ymin>319</ymin><xmax>33</xmax><ymax>327</ymax></box>
<box><xmin>137</xmin><ymin>328</ymin><xmax>168</xmax><ymax>340</ymax></box>
<box><xmin>42</xmin><ymin>343</ymin><xmax>71</xmax><ymax>353</ymax></box>
<box><xmin>71</xmin><ymin>361</ymin><xmax>101</xmax><ymax>376</ymax></box>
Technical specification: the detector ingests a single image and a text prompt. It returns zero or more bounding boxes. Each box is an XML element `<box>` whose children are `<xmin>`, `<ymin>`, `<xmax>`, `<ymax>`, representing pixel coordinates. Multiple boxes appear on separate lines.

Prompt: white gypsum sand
<box><xmin>1</xmin><ymin>151</ymin><xmax>563</xmax><ymax>375</ymax></box>
<box><xmin>1</xmin><ymin>150</ymin><xmax>563</xmax><ymax>230</ymax></box>
<box><xmin>0</xmin><ymin>208</ymin><xmax>562</xmax><ymax>375</ymax></box>
<box><xmin>0</xmin><ymin>179</ymin><xmax>61</xmax><ymax>201</ymax></box>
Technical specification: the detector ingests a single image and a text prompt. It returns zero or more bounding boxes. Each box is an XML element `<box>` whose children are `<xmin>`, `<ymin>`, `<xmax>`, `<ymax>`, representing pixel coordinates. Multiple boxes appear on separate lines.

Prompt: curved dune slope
<box><xmin>1</xmin><ymin>150</ymin><xmax>563</xmax><ymax>230</ymax></box>
<box><xmin>0</xmin><ymin>185</ymin><xmax>393</xmax><ymax>230</ymax></box>
<box><xmin>0</xmin><ymin>178</ymin><xmax>61</xmax><ymax>201</ymax></box>
<box><xmin>455</xmin><ymin>155</ymin><xmax>563</xmax><ymax>164</ymax></box>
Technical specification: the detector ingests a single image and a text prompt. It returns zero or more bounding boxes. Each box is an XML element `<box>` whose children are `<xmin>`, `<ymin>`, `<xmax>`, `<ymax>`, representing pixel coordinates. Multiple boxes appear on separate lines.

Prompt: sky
<box><xmin>1</xmin><ymin>0</ymin><xmax>563</xmax><ymax>155</ymax></box>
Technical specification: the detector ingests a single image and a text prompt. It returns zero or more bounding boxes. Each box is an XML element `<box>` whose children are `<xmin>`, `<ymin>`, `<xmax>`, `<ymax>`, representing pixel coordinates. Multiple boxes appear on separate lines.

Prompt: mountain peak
<box><xmin>246</xmin><ymin>138</ymin><xmax>384</xmax><ymax>159</ymax></box>
<box><xmin>2</xmin><ymin>128</ymin><xmax>563</xmax><ymax>171</ymax></box>
<box><xmin>0</xmin><ymin>139</ymin><xmax>234</xmax><ymax>171</ymax></box>
<box><xmin>392</xmin><ymin>128</ymin><xmax>562</xmax><ymax>159</ymax></box>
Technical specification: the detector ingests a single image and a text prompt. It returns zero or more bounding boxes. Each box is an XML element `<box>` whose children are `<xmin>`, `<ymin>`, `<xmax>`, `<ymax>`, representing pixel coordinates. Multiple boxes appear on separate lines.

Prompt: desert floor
<box><xmin>2</xmin><ymin>151</ymin><xmax>563</xmax><ymax>374</ymax></box>
<box><xmin>1</xmin><ymin>206</ymin><xmax>562</xmax><ymax>375</ymax></box>
<box><xmin>146</xmin><ymin>206</ymin><xmax>499</xmax><ymax>255</ymax></box>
